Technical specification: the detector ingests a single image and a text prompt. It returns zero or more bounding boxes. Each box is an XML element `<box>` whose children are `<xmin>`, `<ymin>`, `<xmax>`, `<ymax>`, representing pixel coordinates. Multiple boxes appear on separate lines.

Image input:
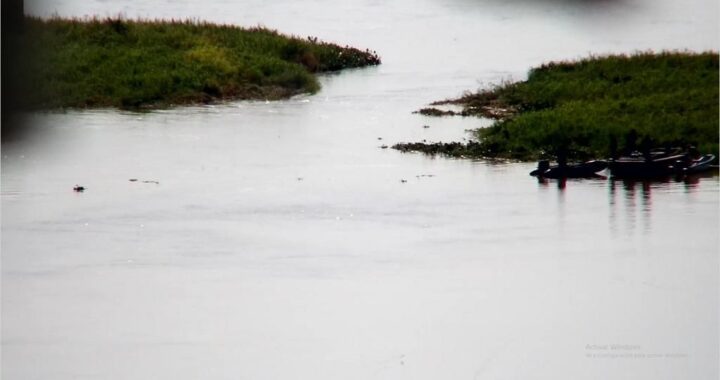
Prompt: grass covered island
<box><xmin>6</xmin><ymin>17</ymin><xmax>381</xmax><ymax>109</ymax></box>
<box><xmin>396</xmin><ymin>52</ymin><xmax>719</xmax><ymax>161</ymax></box>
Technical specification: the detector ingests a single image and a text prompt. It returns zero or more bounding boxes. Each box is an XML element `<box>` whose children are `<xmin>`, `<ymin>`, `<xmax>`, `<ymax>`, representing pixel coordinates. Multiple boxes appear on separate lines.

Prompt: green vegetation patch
<box><xmin>7</xmin><ymin>17</ymin><xmax>381</xmax><ymax>109</ymax></box>
<box><xmin>407</xmin><ymin>52</ymin><xmax>718</xmax><ymax>160</ymax></box>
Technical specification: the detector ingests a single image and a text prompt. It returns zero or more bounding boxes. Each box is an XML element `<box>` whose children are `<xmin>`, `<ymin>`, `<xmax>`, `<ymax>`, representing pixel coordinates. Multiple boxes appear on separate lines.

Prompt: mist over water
<box><xmin>3</xmin><ymin>0</ymin><xmax>719</xmax><ymax>379</ymax></box>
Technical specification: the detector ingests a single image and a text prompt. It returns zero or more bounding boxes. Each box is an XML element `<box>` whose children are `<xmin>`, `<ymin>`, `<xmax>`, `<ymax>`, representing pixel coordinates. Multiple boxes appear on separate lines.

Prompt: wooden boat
<box><xmin>530</xmin><ymin>160</ymin><xmax>608</xmax><ymax>178</ymax></box>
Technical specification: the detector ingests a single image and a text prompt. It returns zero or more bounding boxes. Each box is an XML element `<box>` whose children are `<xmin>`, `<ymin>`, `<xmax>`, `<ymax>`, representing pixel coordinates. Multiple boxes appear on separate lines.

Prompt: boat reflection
<box><xmin>607</xmin><ymin>178</ymin><xmax>660</xmax><ymax>235</ymax></box>
<box><xmin>536</xmin><ymin>170</ymin><xmax>718</xmax><ymax>237</ymax></box>
<box><xmin>682</xmin><ymin>169</ymin><xmax>719</xmax><ymax>191</ymax></box>
<box><xmin>536</xmin><ymin>174</ymin><xmax>606</xmax><ymax>190</ymax></box>
<box><xmin>608</xmin><ymin>171</ymin><xmax>718</xmax><ymax>235</ymax></box>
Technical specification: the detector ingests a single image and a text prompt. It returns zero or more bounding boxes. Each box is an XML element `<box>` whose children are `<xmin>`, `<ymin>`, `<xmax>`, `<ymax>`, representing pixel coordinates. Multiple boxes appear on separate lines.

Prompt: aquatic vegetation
<box><xmin>6</xmin><ymin>16</ymin><xmax>381</xmax><ymax>109</ymax></box>
<box><xmin>405</xmin><ymin>52</ymin><xmax>719</xmax><ymax>160</ymax></box>
<box><xmin>413</xmin><ymin>107</ymin><xmax>460</xmax><ymax>117</ymax></box>
<box><xmin>392</xmin><ymin>141</ymin><xmax>488</xmax><ymax>158</ymax></box>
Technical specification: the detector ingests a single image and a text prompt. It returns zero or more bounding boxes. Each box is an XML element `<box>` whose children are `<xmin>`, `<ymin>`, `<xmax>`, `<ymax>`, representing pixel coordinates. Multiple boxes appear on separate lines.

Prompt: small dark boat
<box><xmin>608</xmin><ymin>151</ymin><xmax>687</xmax><ymax>179</ymax></box>
<box><xmin>530</xmin><ymin>160</ymin><xmax>608</xmax><ymax>178</ymax></box>
<box><xmin>73</xmin><ymin>185</ymin><xmax>85</xmax><ymax>192</ymax></box>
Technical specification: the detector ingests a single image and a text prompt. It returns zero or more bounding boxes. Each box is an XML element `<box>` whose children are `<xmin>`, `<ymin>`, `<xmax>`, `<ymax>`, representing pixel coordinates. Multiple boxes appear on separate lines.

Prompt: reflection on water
<box><xmin>538</xmin><ymin>172</ymin><xmax>719</xmax><ymax>238</ymax></box>
<box><xmin>613</xmin><ymin>179</ymin><xmax>651</xmax><ymax>234</ymax></box>
<box><xmin>607</xmin><ymin>172</ymin><xmax>720</xmax><ymax>235</ymax></box>
<box><xmin>683</xmin><ymin>170</ymin><xmax>719</xmax><ymax>191</ymax></box>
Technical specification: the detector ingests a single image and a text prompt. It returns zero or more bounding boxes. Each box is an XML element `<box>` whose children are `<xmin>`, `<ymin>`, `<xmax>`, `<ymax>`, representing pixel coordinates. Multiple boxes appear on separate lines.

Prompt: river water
<box><xmin>3</xmin><ymin>0</ymin><xmax>719</xmax><ymax>379</ymax></box>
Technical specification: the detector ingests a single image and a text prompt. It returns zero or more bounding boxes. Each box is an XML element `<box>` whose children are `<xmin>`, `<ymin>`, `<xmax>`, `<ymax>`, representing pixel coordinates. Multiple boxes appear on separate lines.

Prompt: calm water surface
<box><xmin>3</xmin><ymin>0</ymin><xmax>719</xmax><ymax>379</ymax></box>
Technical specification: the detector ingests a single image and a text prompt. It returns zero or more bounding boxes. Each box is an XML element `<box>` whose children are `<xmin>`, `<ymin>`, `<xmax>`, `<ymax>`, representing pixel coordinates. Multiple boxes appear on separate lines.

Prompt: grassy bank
<box><xmin>399</xmin><ymin>52</ymin><xmax>718</xmax><ymax>161</ymax></box>
<box><xmin>6</xmin><ymin>16</ymin><xmax>380</xmax><ymax>109</ymax></box>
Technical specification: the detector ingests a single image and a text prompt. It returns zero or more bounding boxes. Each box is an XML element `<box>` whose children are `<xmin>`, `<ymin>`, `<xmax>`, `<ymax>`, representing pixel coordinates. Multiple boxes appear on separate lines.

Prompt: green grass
<box><xmin>413</xmin><ymin>52</ymin><xmax>718</xmax><ymax>160</ymax></box>
<box><xmin>6</xmin><ymin>16</ymin><xmax>380</xmax><ymax>109</ymax></box>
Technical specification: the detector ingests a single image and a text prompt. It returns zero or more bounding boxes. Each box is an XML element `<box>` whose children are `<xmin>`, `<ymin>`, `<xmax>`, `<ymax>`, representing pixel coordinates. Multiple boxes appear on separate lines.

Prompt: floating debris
<box><xmin>130</xmin><ymin>178</ymin><xmax>159</xmax><ymax>184</ymax></box>
<box><xmin>400</xmin><ymin>179</ymin><xmax>407</xmax><ymax>183</ymax></box>
<box><xmin>423</xmin><ymin>125</ymin><xmax>430</xmax><ymax>129</ymax></box>
<box><xmin>377</xmin><ymin>137</ymin><xmax>383</xmax><ymax>140</ymax></box>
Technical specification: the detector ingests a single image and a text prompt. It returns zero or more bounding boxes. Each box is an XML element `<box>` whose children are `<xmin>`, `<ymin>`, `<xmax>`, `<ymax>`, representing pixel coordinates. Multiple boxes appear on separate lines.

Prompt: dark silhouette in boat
<box><xmin>530</xmin><ymin>145</ymin><xmax>607</xmax><ymax>178</ymax></box>
<box><xmin>530</xmin><ymin>159</ymin><xmax>608</xmax><ymax>178</ymax></box>
<box><xmin>529</xmin><ymin>132</ymin><xmax>715</xmax><ymax>180</ymax></box>
<box><xmin>606</xmin><ymin>132</ymin><xmax>717</xmax><ymax>179</ymax></box>
<box><xmin>608</xmin><ymin>149</ymin><xmax>686</xmax><ymax>178</ymax></box>
<box><xmin>609</xmin><ymin>145</ymin><xmax>715</xmax><ymax>179</ymax></box>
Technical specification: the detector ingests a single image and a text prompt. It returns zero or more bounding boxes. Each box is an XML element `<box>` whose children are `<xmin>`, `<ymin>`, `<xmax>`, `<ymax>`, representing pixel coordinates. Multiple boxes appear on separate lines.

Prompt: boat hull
<box><xmin>531</xmin><ymin>160</ymin><xmax>608</xmax><ymax>178</ymax></box>
<box><xmin>684</xmin><ymin>154</ymin><xmax>716</xmax><ymax>175</ymax></box>
<box><xmin>543</xmin><ymin>160</ymin><xmax>608</xmax><ymax>179</ymax></box>
<box><xmin>608</xmin><ymin>154</ymin><xmax>686</xmax><ymax>178</ymax></box>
